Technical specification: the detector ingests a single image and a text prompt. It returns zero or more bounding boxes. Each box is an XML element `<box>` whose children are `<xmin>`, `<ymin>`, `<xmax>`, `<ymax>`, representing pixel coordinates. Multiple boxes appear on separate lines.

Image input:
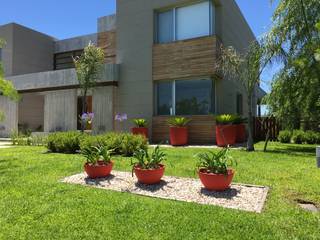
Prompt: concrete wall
<box><xmin>92</xmin><ymin>86</ymin><xmax>115</xmax><ymax>134</ymax></box>
<box><xmin>44</xmin><ymin>90</ymin><xmax>77</xmax><ymax>132</ymax></box>
<box><xmin>54</xmin><ymin>34</ymin><xmax>97</xmax><ymax>53</ymax></box>
<box><xmin>18</xmin><ymin>93</ymin><xmax>44</xmax><ymax>131</ymax></box>
<box><xmin>98</xmin><ymin>15</ymin><xmax>117</xmax><ymax>33</ymax></box>
<box><xmin>0</xmin><ymin>24</ymin><xmax>14</xmax><ymax>76</ymax></box>
<box><xmin>0</xmin><ymin>96</ymin><xmax>18</xmax><ymax>137</ymax></box>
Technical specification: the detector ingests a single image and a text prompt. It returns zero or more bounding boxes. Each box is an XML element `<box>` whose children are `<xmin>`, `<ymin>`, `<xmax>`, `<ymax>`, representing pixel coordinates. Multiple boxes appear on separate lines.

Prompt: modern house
<box><xmin>0</xmin><ymin>0</ymin><xmax>265</xmax><ymax>144</ymax></box>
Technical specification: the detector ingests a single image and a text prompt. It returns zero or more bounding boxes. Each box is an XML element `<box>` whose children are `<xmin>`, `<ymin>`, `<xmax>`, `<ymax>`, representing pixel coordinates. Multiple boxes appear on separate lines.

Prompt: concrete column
<box><xmin>44</xmin><ymin>89</ymin><xmax>77</xmax><ymax>132</ymax></box>
<box><xmin>0</xmin><ymin>96</ymin><xmax>18</xmax><ymax>137</ymax></box>
<box><xmin>92</xmin><ymin>86</ymin><xmax>114</xmax><ymax>134</ymax></box>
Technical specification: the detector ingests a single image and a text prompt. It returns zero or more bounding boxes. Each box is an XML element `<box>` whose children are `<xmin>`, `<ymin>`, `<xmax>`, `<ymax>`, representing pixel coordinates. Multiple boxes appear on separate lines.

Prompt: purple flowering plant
<box><xmin>80</xmin><ymin>112</ymin><xmax>94</xmax><ymax>125</ymax></box>
<box><xmin>115</xmin><ymin>113</ymin><xmax>128</xmax><ymax>122</ymax></box>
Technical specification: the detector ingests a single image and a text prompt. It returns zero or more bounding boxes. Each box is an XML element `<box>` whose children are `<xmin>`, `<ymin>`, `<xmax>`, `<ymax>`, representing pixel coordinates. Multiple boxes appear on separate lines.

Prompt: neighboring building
<box><xmin>0</xmin><ymin>0</ymin><xmax>265</xmax><ymax>144</ymax></box>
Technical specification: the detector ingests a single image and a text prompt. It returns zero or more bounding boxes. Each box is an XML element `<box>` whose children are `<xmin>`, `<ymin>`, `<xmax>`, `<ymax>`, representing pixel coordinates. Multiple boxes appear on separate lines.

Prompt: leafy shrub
<box><xmin>304</xmin><ymin>131</ymin><xmax>320</xmax><ymax>144</ymax></box>
<box><xmin>233</xmin><ymin>115</ymin><xmax>248</xmax><ymax>124</ymax></box>
<box><xmin>291</xmin><ymin>130</ymin><xmax>305</xmax><ymax>144</ymax></box>
<box><xmin>47</xmin><ymin>131</ymin><xmax>85</xmax><ymax>153</ymax></box>
<box><xmin>278</xmin><ymin>130</ymin><xmax>292</xmax><ymax>143</ymax></box>
<box><xmin>132</xmin><ymin>146</ymin><xmax>166</xmax><ymax>169</ymax></box>
<box><xmin>196</xmin><ymin>147</ymin><xmax>236</xmax><ymax>175</ymax></box>
<box><xmin>80</xmin><ymin>132</ymin><xmax>147</xmax><ymax>157</ymax></box>
<box><xmin>133</xmin><ymin>118</ymin><xmax>148</xmax><ymax>127</ymax></box>
<box><xmin>216</xmin><ymin>114</ymin><xmax>237</xmax><ymax>125</ymax></box>
<box><xmin>11</xmin><ymin>131</ymin><xmax>47</xmax><ymax>146</ymax></box>
<box><xmin>167</xmin><ymin>117</ymin><xmax>191</xmax><ymax>127</ymax></box>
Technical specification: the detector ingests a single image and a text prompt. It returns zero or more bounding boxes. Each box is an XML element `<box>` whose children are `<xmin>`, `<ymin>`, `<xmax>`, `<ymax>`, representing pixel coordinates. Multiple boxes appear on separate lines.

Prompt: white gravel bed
<box><xmin>62</xmin><ymin>171</ymin><xmax>269</xmax><ymax>213</ymax></box>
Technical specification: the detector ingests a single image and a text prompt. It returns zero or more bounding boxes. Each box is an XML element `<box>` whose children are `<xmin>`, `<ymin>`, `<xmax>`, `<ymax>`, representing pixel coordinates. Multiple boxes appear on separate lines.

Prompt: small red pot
<box><xmin>215</xmin><ymin>125</ymin><xmax>237</xmax><ymax>147</ymax></box>
<box><xmin>84</xmin><ymin>161</ymin><xmax>114</xmax><ymax>179</ymax></box>
<box><xmin>134</xmin><ymin>164</ymin><xmax>165</xmax><ymax>185</ymax></box>
<box><xmin>198</xmin><ymin>169</ymin><xmax>235</xmax><ymax>191</ymax></box>
<box><xmin>170</xmin><ymin>127</ymin><xmax>188</xmax><ymax>146</ymax></box>
<box><xmin>236</xmin><ymin>124</ymin><xmax>246</xmax><ymax>143</ymax></box>
<box><xmin>131</xmin><ymin>127</ymin><xmax>148</xmax><ymax>139</ymax></box>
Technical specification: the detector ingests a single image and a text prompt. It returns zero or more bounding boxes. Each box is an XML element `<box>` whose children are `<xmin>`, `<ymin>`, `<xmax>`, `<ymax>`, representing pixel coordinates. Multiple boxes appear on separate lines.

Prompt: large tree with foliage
<box><xmin>264</xmin><ymin>0</ymin><xmax>320</xmax><ymax>130</ymax></box>
<box><xmin>73</xmin><ymin>43</ymin><xmax>105</xmax><ymax>132</ymax></box>
<box><xmin>218</xmin><ymin>41</ymin><xmax>270</xmax><ymax>151</ymax></box>
<box><xmin>0</xmin><ymin>39</ymin><xmax>19</xmax><ymax>122</ymax></box>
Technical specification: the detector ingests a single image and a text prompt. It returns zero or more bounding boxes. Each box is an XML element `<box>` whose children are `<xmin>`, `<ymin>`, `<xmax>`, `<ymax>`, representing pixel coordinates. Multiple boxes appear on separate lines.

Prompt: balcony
<box><xmin>8</xmin><ymin>64</ymin><xmax>119</xmax><ymax>92</ymax></box>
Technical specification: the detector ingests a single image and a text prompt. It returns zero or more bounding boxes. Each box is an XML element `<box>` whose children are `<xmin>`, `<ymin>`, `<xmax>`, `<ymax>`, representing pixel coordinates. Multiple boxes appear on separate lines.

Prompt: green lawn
<box><xmin>0</xmin><ymin>142</ymin><xmax>319</xmax><ymax>239</ymax></box>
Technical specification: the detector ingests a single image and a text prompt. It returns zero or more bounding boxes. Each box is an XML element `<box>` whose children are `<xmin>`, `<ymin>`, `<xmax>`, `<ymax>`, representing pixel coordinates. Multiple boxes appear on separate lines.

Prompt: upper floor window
<box><xmin>156</xmin><ymin>0</ymin><xmax>214</xmax><ymax>44</ymax></box>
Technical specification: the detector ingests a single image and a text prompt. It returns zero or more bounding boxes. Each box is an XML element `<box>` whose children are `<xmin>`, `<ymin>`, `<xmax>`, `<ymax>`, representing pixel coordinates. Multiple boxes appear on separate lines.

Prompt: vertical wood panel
<box><xmin>97</xmin><ymin>31</ymin><xmax>116</xmax><ymax>64</ymax></box>
<box><xmin>0</xmin><ymin>97</ymin><xmax>18</xmax><ymax>137</ymax></box>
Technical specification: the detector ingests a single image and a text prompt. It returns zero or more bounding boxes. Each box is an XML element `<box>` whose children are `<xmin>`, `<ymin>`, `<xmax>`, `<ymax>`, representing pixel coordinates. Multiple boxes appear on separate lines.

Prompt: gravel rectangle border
<box><xmin>62</xmin><ymin>171</ymin><xmax>269</xmax><ymax>213</ymax></box>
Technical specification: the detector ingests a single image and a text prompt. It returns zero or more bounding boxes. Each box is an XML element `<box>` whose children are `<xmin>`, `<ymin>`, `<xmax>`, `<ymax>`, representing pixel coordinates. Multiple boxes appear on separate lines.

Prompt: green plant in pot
<box><xmin>215</xmin><ymin>114</ymin><xmax>237</xmax><ymax>147</ymax></box>
<box><xmin>82</xmin><ymin>145</ymin><xmax>114</xmax><ymax>179</ymax></box>
<box><xmin>131</xmin><ymin>146</ymin><xmax>166</xmax><ymax>184</ymax></box>
<box><xmin>131</xmin><ymin>118</ymin><xmax>148</xmax><ymax>139</ymax></box>
<box><xmin>196</xmin><ymin>147</ymin><xmax>236</xmax><ymax>191</ymax></box>
<box><xmin>233</xmin><ymin>115</ymin><xmax>248</xmax><ymax>143</ymax></box>
<box><xmin>167</xmin><ymin>117</ymin><xmax>191</xmax><ymax>146</ymax></box>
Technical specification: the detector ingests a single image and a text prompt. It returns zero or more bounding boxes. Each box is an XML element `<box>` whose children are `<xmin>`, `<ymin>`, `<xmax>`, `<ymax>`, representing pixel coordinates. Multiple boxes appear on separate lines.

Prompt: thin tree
<box><xmin>218</xmin><ymin>41</ymin><xmax>271</xmax><ymax>151</ymax></box>
<box><xmin>0</xmin><ymin>39</ymin><xmax>19</xmax><ymax>122</ymax></box>
<box><xmin>73</xmin><ymin>43</ymin><xmax>105</xmax><ymax>132</ymax></box>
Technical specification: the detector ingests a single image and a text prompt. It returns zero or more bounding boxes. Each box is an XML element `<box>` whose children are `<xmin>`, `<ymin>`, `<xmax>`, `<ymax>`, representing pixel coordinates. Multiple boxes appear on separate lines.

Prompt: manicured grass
<box><xmin>0</xmin><ymin>142</ymin><xmax>319</xmax><ymax>239</ymax></box>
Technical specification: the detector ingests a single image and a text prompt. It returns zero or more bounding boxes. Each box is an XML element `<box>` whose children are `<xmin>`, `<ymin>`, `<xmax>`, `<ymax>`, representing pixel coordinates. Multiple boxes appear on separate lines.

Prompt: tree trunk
<box><xmin>81</xmin><ymin>89</ymin><xmax>87</xmax><ymax>133</ymax></box>
<box><xmin>247</xmin><ymin>94</ymin><xmax>255</xmax><ymax>151</ymax></box>
<box><xmin>263</xmin><ymin>128</ymin><xmax>270</xmax><ymax>152</ymax></box>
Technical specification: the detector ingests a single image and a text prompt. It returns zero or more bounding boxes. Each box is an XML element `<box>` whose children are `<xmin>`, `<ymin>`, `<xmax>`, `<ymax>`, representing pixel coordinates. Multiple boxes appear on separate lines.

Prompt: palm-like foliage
<box><xmin>132</xmin><ymin>146</ymin><xmax>166</xmax><ymax>170</ymax></box>
<box><xmin>167</xmin><ymin>117</ymin><xmax>191</xmax><ymax>127</ymax></box>
<box><xmin>196</xmin><ymin>148</ymin><xmax>236</xmax><ymax>175</ymax></box>
<box><xmin>215</xmin><ymin>114</ymin><xmax>237</xmax><ymax>125</ymax></box>
<box><xmin>133</xmin><ymin>118</ymin><xmax>148</xmax><ymax>127</ymax></box>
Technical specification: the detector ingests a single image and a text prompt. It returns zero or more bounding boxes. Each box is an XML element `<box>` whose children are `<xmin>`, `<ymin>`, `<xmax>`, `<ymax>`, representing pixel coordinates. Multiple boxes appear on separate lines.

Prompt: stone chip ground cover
<box><xmin>63</xmin><ymin>171</ymin><xmax>269</xmax><ymax>213</ymax></box>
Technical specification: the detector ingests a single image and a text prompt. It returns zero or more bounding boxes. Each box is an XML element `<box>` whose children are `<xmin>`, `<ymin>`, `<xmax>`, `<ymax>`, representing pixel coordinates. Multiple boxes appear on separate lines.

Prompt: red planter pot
<box><xmin>170</xmin><ymin>127</ymin><xmax>188</xmax><ymax>146</ymax></box>
<box><xmin>131</xmin><ymin>127</ymin><xmax>148</xmax><ymax>139</ymax></box>
<box><xmin>198</xmin><ymin>169</ymin><xmax>235</xmax><ymax>191</ymax></box>
<box><xmin>236</xmin><ymin>124</ymin><xmax>246</xmax><ymax>143</ymax></box>
<box><xmin>134</xmin><ymin>164</ymin><xmax>165</xmax><ymax>185</ymax></box>
<box><xmin>84</xmin><ymin>161</ymin><xmax>114</xmax><ymax>179</ymax></box>
<box><xmin>215</xmin><ymin>125</ymin><xmax>237</xmax><ymax>147</ymax></box>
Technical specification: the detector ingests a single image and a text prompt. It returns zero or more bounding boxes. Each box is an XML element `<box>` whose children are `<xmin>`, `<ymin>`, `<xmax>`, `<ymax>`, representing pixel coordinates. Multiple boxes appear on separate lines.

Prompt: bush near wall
<box><xmin>278</xmin><ymin>130</ymin><xmax>320</xmax><ymax>144</ymax></box>
<box><xmin>80</xmin><ymin>132</ymin><xmax>148</xmax><ymax>157</ymax></box>
<box><xmin>11</xmin><ymin>131</ymin><xmax>48</xmax><ymax>146</ymax></box>
<box><xmin>47</xmin><ymin>131</ymin><xmax>85</xmax><ymax>154</ymax></box>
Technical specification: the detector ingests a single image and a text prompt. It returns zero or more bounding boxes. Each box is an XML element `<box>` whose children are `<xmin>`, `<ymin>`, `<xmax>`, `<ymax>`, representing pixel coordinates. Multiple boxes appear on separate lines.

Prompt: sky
<box><xmin>1</xmin><ymin>0</ymin><xmax>279</xmax><ymax>91</ymax></box>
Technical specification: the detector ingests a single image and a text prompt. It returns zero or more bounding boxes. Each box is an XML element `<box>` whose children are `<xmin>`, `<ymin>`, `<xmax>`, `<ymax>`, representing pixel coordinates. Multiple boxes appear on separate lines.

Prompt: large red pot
<box><xmin>84</xmin><ymin>161</ymin><xmax>114</xmax><ymax>179</ymax></box>
<box><xmin>170</xmin><ymin>127</ymin><xmax>188</xmax><ymax>146</ymax></box>
<box><xmin>131</xmin><ymin>127</ymin><xmax>148</xmax><ymax>139</ymax></box>
<box><xmin>236</xmin><ymin>124</ymin><xmax>246</xmax><ymax>143</ymax></box>
<box><xmin>215</xmin><ymin>125</ymin><xmax>237</xmax><ymax>147</ymax></box>
<box><xmin>198</xmin><ymin>169</ymin><xmax>235</xmax><ymax>191</ymax></box>
<box><xmin>134</xmin><ymin>164</ymin><xmax>165</xmax><ymax>184</ymax></box>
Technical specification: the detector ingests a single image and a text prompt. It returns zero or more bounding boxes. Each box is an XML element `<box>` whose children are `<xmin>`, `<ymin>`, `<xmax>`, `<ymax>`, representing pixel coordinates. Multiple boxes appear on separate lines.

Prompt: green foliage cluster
<box><xmin>131</xmin><ymin>146</ymin><xmax>166</xmax><ymax>170</ymax></box>
<box><xmin>47</xmin><ymin>131</ymin><xmax>85</xmax><ymax>154</ymax></box>
<box><xmin>11</xmin><ymin>130</ymin><xmax>47</xmax><ymax>146</ymax></box>
<box><xmin>79</xmin><ymin>132</ymin><xmax>148</xmax><ymax>157</ymax></box>
<box><xmin>167</xmin><ymin>117</ymin><xmax>191</xmax><ymax>127</ymax></box>
<box><xmin>215</xmin><ymin>114</ymin><xmax>237</xmax><ymax>125</ymax></box>
<box><xmin>132</xmin><ymin>118</ymin><xmax>148</xmax><ymax>128</ymax></box>
<box><xmin>278</xmin><ymin>130</ymin><xmax>320</xmax><ymax>144</ymax></box>
<box><xmin>196</xmin><ymin>147</ymin><xmax>236</xmax><ymax>175</ymax></box>
<box><xmin>81</xmin><ymin>145</ymin><xmax>113</xmax><ymax>165</ymax></box>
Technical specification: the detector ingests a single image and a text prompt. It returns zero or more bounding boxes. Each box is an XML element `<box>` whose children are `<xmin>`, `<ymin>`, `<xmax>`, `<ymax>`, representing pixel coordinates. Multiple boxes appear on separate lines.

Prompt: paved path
<box><xmin>0</xmin><ymin>141</ymin><xmax>13</xmax><ymax>149</ymax></box>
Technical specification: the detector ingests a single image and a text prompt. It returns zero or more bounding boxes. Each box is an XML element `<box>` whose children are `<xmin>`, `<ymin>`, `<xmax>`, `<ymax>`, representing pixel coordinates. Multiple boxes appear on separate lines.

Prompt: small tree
<box><xmin>73</xmin><ymin>43</ymin><xmax>105</xmax><ymax>132</ymax></box>
<box><xmin>0</xmin><ymin>39</ymin><xmax>19</xmax><ymax>122</ymax></box>
<box><xmin>218</xmin><ymin>41</ymin><xmax>270</xmax><ymax>151</ymax></box>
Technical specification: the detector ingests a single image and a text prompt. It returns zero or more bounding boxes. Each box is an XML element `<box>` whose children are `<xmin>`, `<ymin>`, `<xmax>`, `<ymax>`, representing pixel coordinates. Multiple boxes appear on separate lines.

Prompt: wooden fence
<box><xmin>254</xmin><ymin>117</ymin><xmax>280</xmax><ymax>141</ymax></box>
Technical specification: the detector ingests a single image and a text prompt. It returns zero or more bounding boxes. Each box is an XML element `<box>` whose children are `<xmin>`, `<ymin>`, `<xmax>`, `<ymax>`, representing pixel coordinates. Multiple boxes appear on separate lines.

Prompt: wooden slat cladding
<box><xmin>153</xmin><ymin>36</ymin><xmax>218</xmax><ymax>81</ymax></box>
<box><xmin>98</xmin><ymin>31</ymin><xmax>116</xmax><ymax>64</ymax></box>
<box><xmin>152</xmin><ymin>115</ymin><xmax>216</xmax><ymax>145</ymax></box>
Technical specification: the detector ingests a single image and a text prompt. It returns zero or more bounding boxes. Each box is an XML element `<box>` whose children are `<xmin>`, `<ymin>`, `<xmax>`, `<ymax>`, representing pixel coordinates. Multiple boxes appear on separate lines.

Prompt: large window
<box><xmin>155</xmin><ymin>79</ymin><xmax>215</xmax><ymax>115</ymax></box>
<box><xmin>156</xmin><ymin>0</ymin><xmax>214</xmax><ymax>43</ymax></box>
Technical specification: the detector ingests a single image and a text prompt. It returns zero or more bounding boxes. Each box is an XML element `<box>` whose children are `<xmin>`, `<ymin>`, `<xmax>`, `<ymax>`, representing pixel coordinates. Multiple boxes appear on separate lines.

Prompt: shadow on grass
<box><xmin>259</xmin><ymin>145</ymin><xmax>316</xmax><ymax>156</ymax></box>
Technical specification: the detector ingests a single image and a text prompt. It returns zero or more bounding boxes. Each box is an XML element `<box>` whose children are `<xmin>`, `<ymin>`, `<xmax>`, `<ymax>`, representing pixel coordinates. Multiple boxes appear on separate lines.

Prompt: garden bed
<box><xmin>62</xmin><ymin>171</ymin><xmax>269</xmax><ymax>213</ymax></box>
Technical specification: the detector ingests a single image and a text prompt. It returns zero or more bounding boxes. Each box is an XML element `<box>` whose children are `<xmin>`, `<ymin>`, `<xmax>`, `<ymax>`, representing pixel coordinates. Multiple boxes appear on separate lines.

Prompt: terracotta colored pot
<box><xmin>170</xmin><ymin>127</ymin><xmax>188</xmax><ymax>146</ymax></box>
<box><xmin>84</xmin><ymin>161</ymin><xmax>114</xmax><ymax>179</ymax></box>
<box><xmin>134</xmin><ymin>164</ymin><xmax>165</xmax><ymax>185</ymax></box>
<box><xmin>215</xmin><ymin>124</ymin><xmax>237</xmax><ymax>147</ymax></box>
<box><xmin>236</xmin><ymin>124</ymin><xmax>246</xmax><ymax>143</ymax></box>
<box><xmin>198</xmin><ymin>169</ymin><xmax>235</xmax><ymax>191</ymax></box>
<box><xmin>131</xmin><ymin>127</ymin><xmax>148</xmax><ymax>139</ymax></box>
